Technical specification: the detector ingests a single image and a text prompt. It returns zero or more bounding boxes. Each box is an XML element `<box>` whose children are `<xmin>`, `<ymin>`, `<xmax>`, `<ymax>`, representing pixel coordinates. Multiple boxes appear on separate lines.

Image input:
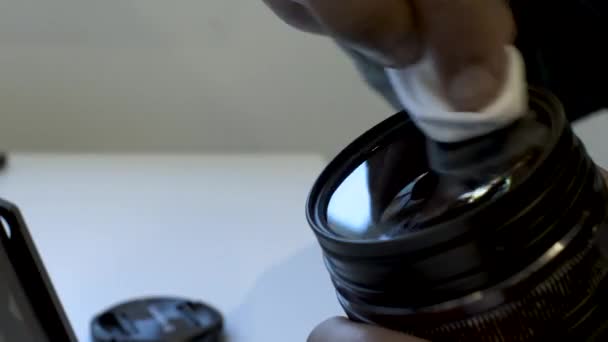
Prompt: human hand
<box><xmin>308</xmin><ymin>317</ymin><xmax>428</xmax><ymax>342</ymax></box>
<box><xmin>263</xmin><ymin>0</ymin><xmax>514</xmax><ymax>111</ymax></box>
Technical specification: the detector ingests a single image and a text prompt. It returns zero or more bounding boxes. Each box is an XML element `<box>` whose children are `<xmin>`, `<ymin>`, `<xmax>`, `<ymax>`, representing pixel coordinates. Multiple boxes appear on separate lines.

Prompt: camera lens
<box><xmin>306</xmin><ymin>89</ymin><xmax>608</xmax><ymax>341</ymax></box>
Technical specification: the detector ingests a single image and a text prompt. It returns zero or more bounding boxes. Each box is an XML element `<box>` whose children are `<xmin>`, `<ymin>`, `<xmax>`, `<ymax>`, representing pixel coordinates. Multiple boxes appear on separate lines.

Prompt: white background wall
<box><xmin>0</xmin><ymin>0</ymin><xmax>392</xmax><ymax>156</ymax></box>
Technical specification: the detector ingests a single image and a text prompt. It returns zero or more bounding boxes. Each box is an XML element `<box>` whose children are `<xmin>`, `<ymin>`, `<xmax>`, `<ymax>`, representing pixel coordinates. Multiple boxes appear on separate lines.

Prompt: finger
<box><xmin>308</xmin><ymin>317</ymin><xmax>428</xmax><ymax>342</ymax></box>
<box><xmin>263</xmin><ymin>0</ymin><xmax>324</xmax><ymax>34</ymax></box>
<box><xmin>411</xmin><ymin>0</ymin><xmax>516</xmax><ymax>111</ymax></box>
<box><xmin>299</xmin><ymin>0</ymin><xmax>422</xmax><ymax>67</ymax></box>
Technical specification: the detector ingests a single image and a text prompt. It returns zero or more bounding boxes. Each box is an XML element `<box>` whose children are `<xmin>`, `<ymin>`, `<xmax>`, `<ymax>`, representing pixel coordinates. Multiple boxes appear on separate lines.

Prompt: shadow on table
<box><xmin>224</xmin><ymin>245</ymin><xmax>342</xmax><ymax>341</ymax></box>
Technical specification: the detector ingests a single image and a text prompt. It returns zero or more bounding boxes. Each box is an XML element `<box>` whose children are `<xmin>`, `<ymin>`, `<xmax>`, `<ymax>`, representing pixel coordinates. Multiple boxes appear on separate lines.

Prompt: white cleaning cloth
<box><xmin>386</xmin><ymin>46</ymin><xmax>527</xmax><ymax>143</ymax></box>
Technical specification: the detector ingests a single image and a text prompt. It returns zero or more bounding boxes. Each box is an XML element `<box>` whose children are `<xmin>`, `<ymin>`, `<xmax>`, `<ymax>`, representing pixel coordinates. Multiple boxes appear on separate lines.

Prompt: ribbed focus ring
<box><xmin>413</xmin><ymin>230</ymin><xmax>608</xmax><ymax>341</ymax></box>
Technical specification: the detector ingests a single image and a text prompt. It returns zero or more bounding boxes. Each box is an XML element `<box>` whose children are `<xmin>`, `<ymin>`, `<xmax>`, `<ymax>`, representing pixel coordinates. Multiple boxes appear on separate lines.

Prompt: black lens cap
<box><xmin>91</xmin><ymin>297</ymin><xmax>223</xmax><ymax>342</ymax></box>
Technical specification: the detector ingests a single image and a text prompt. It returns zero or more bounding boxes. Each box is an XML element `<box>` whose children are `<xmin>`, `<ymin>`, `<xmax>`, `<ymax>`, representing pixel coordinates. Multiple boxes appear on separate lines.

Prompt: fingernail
<box><xmin>447</xmin><ymin>65</ymin><xmax>500</xmax><ymax>112</ymax></box>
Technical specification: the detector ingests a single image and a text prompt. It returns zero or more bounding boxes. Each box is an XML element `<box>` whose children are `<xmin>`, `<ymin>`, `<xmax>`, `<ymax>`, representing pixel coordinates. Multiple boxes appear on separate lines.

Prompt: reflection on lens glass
<box><xmin>325</xmin><ymin>133</ymin><xmax>430</xmax><ymax>240</ymax></box>
<box><xmin>326</xmin><ymin>162</ymin><xmax>372</xmax><ymax>237</ymax></box>
<box><xmin>325</xmin><ymin>123</ymin><xmax>538</xmax><ymax>241</ymax></box>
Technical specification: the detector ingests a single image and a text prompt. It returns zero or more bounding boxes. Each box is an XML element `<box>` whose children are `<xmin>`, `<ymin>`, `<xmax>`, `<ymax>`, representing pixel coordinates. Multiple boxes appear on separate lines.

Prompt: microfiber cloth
<box><xmin>386</xmin><ymin>46</ymin><xmax>527</xmax><ymax>143</ymax></box>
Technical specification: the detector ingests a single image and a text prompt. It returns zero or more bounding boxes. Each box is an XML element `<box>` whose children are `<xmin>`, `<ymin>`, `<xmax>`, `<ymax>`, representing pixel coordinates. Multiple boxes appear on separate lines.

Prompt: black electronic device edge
<box><xmin>0</xmin><ymin>153</ymin><xmax>7</xmax><ymax>170</ymax></box>
<box><xmin>0</xmin><ymin>199</ymin><xmax>78</xmax><ymax>341</ymax></box>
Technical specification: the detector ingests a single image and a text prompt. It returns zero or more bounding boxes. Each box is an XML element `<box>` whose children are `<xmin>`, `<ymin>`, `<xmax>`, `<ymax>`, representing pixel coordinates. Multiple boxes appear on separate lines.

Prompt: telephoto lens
<box><xmin>306</xmin><ymin>89</ymin><xmax>608</xmax><ymax>341</ymax></box>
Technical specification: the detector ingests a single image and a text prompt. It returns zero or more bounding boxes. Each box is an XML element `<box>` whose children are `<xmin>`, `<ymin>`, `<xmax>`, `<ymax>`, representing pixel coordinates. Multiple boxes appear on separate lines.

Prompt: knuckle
<box><xmin>304</xmin><ymin>0</ymin><xmax>419</xmax><ymax>67</ymax></box>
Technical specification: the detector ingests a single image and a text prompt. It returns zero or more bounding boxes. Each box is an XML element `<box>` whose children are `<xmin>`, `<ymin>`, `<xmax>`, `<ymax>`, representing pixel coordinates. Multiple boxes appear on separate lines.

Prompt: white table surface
<box><xmin>0</xmin><ymin>153</ymin><xmax>342</xmax><ymax>342</ymax></box>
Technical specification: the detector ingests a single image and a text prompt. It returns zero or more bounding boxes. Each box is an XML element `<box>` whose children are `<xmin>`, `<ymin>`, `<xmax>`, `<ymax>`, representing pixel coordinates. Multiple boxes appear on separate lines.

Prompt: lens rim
<box><xmin>306</xmin><ymin>88</ymin><xmax>566</xmax><ymax>258</ymax></box>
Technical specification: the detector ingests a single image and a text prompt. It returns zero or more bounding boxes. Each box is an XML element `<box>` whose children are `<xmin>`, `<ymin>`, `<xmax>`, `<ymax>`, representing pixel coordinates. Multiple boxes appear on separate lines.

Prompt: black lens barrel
<box><xmin>307</xmin><ymin>89</ymin><xmax>608</xmax><ymax>341</ymax></box>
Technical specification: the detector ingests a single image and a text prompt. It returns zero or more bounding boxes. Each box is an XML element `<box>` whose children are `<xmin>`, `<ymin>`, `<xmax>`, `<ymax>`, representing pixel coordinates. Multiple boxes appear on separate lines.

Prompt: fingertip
<box><xmin>447</xmin><ymin>64</ymin><xmax>502</xmax><ymax>111</ymax></box>
<box><xmin>445</xmin><ymin>45</ymin><xmax>510</xmax><ymax>111</ymax></box>
<box><xmin>411</xmin><ymin>0</ymin><xmax>514</xmax><ymax>111</ymax></box>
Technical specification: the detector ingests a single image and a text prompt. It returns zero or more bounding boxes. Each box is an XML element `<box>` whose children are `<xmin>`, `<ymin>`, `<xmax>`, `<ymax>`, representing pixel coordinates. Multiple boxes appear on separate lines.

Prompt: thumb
<box><xmin>308</xmin><ymin>317</ymin><xmax>428</xmax><ymax>342</ymax></box>
<box><xmin>412</xmin><ymin>0</ymin><xmax>516</xmax><ymax>111</ymax></box>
